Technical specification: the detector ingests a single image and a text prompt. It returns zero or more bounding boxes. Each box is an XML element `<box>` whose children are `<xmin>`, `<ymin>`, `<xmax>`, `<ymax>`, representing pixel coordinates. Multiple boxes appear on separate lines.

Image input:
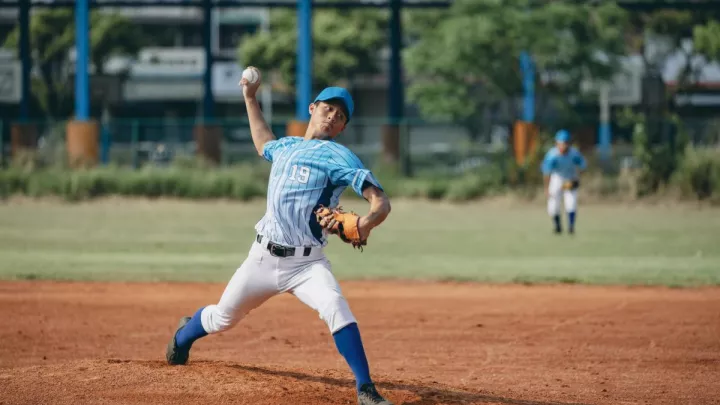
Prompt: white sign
<box><xmin>130</xmin><ymin>48</ymin><xmax>205</xmax><ymax>78</ymax></box>
<box><xmin>607</xmin><ymin>56</ymin><xmax>644</xmax><ymax>105</ymax></box>
<box><xmin>0</xmin><ymin>62</ymin><xmax>20</xmax><ymax>103</ymax></box>
<box><xmin>123</xmin><ymin>79</ymin><xmax>203</xmax><ymax>101</ymax></box>
<box><xmin>0</xmin><ymin>49</ymin><xmax>14</xmax><ymax>60</ymax></box>
<box><xmin>137</xmin><ymin>48</ymin><xmax>204</xmax><ymax>63</ymax></box>
<box><xmin>216</xmin><ymin>7</ymin><xmax>269</xmax><ymax>23</ymax></box>
<box><xmin>581</xmin><ymin>55</ymin><xmax>644</xmax><ymax>106</ymax></box>
<box><xmin>675</xmin><ymin>93</ymin><xmax>720</xmax><ymax>107</ymax></box>
<box><xmin>212</xmin><ymin>62</ymin><xmax>244</xmax><ymax>100</ymax></box>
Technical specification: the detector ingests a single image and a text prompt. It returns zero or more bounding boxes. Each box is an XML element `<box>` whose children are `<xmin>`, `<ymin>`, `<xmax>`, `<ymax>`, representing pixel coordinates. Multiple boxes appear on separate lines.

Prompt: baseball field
<box><xmin>1</xmin><ymin>197</ymin><xmax>719</xmax><ymax>405</ymax></box>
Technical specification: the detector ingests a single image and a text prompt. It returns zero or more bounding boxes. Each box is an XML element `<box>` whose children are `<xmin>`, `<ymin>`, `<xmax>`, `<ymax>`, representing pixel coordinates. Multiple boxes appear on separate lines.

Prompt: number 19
<box><xmin>289</xmin><ymin>165</ymin><xmax>310</xmax><ymax>184</ymax></box>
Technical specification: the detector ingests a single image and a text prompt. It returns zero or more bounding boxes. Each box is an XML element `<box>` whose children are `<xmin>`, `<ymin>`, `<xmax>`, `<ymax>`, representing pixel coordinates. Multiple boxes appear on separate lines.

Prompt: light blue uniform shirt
<box><xmin>255</xmin><ymin>136</ymin><xmax>383</xmax><ymax>247</ymax></box>
<box><xmin>541</xmin><ymin>146</ymin><xmax>587</xmax><ymax>180</ymax></box>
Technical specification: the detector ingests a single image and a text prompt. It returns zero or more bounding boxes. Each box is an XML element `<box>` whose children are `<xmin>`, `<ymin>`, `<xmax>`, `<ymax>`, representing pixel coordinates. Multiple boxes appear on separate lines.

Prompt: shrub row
<box><xmin>0</xmin><ymin>165</ymin><xmax>269</xmax><ymax>202</ymax></box>
<box><xmin>0</xmin><ymin>163</ymin><xmax>509</xmax><ymax>203</ymax></box>
<box><xmin>673</xmin><ymin>147</ymin><xmax>720</xmax><ymax>203</ymax></box>
<box><xmin>1</xmin><ymin>149</ymin><xmax>718</xmax><ymax>203</ymax></box>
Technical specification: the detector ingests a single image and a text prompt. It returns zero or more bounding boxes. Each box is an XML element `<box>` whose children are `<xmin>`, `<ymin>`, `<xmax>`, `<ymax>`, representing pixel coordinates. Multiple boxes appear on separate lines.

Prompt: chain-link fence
<box><xmin>2</xmin><ymin>115</ymin><xmax>719</xmax><ymax>173</ymax></box>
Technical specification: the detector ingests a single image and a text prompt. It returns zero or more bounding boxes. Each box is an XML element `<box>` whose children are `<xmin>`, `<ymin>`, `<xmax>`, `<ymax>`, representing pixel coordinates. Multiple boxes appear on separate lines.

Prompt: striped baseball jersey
<box><xmin>541</xmin><ymin>146</ymin><xmax>587</xmax><ymax>180</ymax></box>
<box><xmin>255</xmin><ymin>136</ymin><xmax>383</xmax><ymax>247</ymax></box>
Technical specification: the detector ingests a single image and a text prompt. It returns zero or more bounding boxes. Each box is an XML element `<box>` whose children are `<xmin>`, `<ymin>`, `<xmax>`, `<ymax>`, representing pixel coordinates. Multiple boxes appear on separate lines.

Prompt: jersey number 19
<box><xmin>289</xmin><ymin>165</ymin><xmax>310</xmax><ymax>184</ymax></box>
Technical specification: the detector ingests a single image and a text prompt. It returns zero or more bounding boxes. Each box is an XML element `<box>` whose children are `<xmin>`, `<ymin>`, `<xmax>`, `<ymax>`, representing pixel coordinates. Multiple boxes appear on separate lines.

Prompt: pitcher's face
<box><xmin>309</xmin><ymin>101</ymin><xmax>347</xmax><ymax>139</ymax></box>
<box><xmin>557</xmin><ymin>141</ymin><xmax>569</xmax><ymax>154</ymax></box>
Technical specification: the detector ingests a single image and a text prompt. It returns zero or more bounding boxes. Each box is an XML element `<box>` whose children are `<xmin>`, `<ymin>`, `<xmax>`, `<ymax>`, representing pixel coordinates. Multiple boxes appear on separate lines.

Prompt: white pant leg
<box><xmin>287</xmin><ymin>259</ymin><xmax>357</xmax><ymax>334</ymax></box>
<box><xmin>547</xmin><ymin>174</ymin><xmax>564</xmax><ymax>216</ymax></box>
<box><xmin>564</xmin><ymin>189</ymin><xmax>578</xmax><ymax>213</ymax></box>
<box><xmin>201</xmin><ymin>243</ymin><xmax>279</xmax><ymax>334</ymax></box>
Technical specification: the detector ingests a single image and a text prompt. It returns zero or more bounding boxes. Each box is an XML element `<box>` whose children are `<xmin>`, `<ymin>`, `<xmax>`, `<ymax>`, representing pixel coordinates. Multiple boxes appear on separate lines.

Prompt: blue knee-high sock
<box><xmin>568</xmin><ymin>211</ymin><xmax>576</xmax><ymax>229</ymax></box>
<box><xmin>175</xmin><ymin>307</ymin><xmax>208</xmax><ymax>350</ymax></box>
<box><xmin>333</xmin><ymin>323</ymin><xmax>372</xmax><ymax>391</ymax></box>
<box><xmin>553</xmin><ymin>215</ymin><xmax>561</xmax><ymax>231</ymax></box>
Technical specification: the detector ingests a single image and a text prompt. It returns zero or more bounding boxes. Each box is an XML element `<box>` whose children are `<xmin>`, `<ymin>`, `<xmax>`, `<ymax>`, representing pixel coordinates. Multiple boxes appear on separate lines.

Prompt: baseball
<box><xmin>241</xmin><ymin>67</ymin><xmax>259</xmax><ymax>84</ymax></box>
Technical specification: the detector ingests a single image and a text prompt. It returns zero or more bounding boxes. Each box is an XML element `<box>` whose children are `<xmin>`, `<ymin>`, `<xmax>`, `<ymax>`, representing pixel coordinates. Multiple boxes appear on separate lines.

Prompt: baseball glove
<box><xmin>315</xmin><ymin>205</ymin><xmax>367</xmax><ymax>250</ymax></box>
<box><xmin>562</xmin><ymin>180</ymin><xmax>580</xmax><ymax>190</ymax></box>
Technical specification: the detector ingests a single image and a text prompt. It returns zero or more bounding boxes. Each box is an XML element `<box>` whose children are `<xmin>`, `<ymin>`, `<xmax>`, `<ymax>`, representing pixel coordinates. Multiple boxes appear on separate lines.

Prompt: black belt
<box><xmin>256</xmin><ymin>235</ymin><xmax>312</xmax><ymax>258</ymax></box>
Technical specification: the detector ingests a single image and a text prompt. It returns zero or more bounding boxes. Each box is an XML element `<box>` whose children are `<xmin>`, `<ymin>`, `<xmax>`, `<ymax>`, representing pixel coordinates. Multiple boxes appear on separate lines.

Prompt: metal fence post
<box><xmin>100</xmin><ymin>108</ymin><xmax>111</xmax><ymax>166</ymax></box>
<box><xmin>221</xmin><ymin>122</ymin><xmax>229</xmax><ymax>167</ymax></box>
<box><xmin>400</xmin><ymin>120</ymin><xmax>412</xmax><ymax>177</ymax></box>
<box><xmin>0</xmin><ymin>120</ymin><xmax>4</xmax><ymax>167</ymax></box>
<box><xmin>131</xmin><ymin>120</ymin><xmax>139</xmax><ymax>169</ymax></box>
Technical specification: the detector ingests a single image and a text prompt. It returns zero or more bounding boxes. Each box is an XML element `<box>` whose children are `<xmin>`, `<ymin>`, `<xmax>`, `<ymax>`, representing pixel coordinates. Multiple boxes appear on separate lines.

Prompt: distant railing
<box><xmin>0</xmin><ymin>117</ymin><xmax>509</xmax><ymax>172</ymax></box>
<box><xmin>1</xmin><ymin>115</ymin><xmax>719</xmax><ymax>174</ymax></box>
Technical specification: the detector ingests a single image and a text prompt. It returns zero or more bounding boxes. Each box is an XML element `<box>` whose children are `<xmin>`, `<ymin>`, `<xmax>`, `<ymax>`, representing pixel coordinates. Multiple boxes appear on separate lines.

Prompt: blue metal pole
<box><xmin>598</xmin><ymin>84</ymin><xmax>612</xmax><ymax>160</ymax></box>
<box><xmin>19</xmin><ymin>0</ymin><xmax>30</xmax><ymax>121</ymax></box>
<box><xmin>520</xmin><ymin>51</ymin><xmax>534</xmax><ymax>122</ymax></box>
<box><xmin>75</xmin><ymin>0</ymin><xmax>90</xmax><ymax>121</ymax></box>
<box><xmin>296</xmin><ymin>0</ymin><xmax>312</xmax><ymax>120</ymax></box>
<box><xmin>202</xmin><ymin>0</ymin><xmax>214</xmax><ymax>120</ymax></box>
<box><xmin>598</xmin><ymin>122</ymin><xmax>611</xmax><ymax>158</ymax></box>
<box><xmin>388</xmin><ymin>0</ymin><xmax>403</xmax><ymax>125</ymax></box>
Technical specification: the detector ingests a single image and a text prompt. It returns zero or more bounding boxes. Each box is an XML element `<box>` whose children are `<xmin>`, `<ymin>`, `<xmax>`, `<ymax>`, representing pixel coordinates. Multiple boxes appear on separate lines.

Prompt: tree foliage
<box><xmin>238</xmin><ymin>6</ymin><xmax>387</xmax><ymax>92</ymax></box>
<box><xmin>627</xmin><ymin>7</ymin><xmax>720</xmax><ymax>86</ymax></box>
<box><xmin>404</xmin><ymin>0</ymin><xmax>629</xmax><ymax>141</ymax></box>
<box><xmin>4</xmin><ymin>9</ymin><xmax>142</xmax><ymax>118</ymax></box>
<box><xmin>531</xmin><ymin>1</ymin><xmax>629</xmax><ymax>90</ymax></box>
<box><xmin>693</xmin><ymin>20</ymin><xmax>720</xmax><ymax>62</ymax></box>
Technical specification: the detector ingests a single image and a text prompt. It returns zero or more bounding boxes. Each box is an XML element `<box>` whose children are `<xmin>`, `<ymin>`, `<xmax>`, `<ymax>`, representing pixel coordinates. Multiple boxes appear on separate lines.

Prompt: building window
<box><xmin>219</xmin><ymin>23</ymin><xmax>259</xmax><ymax>51</ymax></box>
<box><xmin>140</xmin><ymin>25</ymin><xmax>178</xmax><ymax>48</ymax></box>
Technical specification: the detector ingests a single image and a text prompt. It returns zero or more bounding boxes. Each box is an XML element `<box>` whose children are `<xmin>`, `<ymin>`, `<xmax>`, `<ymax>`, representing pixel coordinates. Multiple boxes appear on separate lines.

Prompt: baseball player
<box><xmin>165</xmin><ymin>67</ymin><xmax>394</xmax><ymax>405</ymax></box>
<box><xmin>541</xmin><ymin>129</ymin><xmax>587</xmax><ymax>234</ymax></box>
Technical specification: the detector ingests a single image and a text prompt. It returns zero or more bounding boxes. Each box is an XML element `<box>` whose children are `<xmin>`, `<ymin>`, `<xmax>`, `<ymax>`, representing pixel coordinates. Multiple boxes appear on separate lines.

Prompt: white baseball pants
<box><xmin>200</xmin><ymin>240</ymin><xmax>356</xmax><ymax>335</ymax></box>
<box><xmin>547</xmin><ymin>174</ymin><xmax>578</xmax><ymax>216</ymax></box>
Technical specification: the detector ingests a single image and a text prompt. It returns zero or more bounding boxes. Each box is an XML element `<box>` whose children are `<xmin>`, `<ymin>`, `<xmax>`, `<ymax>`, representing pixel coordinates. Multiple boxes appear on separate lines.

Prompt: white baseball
<box><xmin>241</xmin><ymin>67</ymin><xmax>259</xmax><ymax>84</ymax></box>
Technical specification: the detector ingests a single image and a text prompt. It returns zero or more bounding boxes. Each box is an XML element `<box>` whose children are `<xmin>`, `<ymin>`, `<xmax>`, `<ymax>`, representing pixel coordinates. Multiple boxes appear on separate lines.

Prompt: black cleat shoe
<box><xmin>569</xmin><ymin>227</ymin><xmax>575</xmax><ymax>235</ymax></box>
<box><xmin>358</xmin><ymin>383</ymin><xmax>393</xmax><ymax>405</ymax></box>
<box><xmin>166</xmin><ymin>316</ymin><xmax>191</xmax><ymax>365</ymax></box>
<box><xmin>554</xmin><ymin>228</ymin><xmax>562</xmax><ymax>235</ymax></box>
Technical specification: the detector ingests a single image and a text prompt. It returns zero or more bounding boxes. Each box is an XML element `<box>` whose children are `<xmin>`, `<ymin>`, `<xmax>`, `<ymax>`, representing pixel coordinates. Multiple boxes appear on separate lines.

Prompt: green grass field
<box><xmin>1</xmin><ymin>198</ymin><xmax>719</xmax><ymax>286</ymax></box>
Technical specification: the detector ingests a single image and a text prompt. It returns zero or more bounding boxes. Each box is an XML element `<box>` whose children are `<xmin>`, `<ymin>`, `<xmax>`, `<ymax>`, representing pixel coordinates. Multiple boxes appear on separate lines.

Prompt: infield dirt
<box><xmin>1</xmin><ymin>281</ymin><xmax>718</xmax><ymax>405</ymax></box>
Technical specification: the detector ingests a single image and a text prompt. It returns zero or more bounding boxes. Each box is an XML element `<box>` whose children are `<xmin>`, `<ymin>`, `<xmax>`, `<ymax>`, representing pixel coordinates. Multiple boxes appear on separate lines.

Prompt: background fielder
<box><xmin>541</xmin><ymin>130</ymin><xmax>587</xmax><ymax>234</ymax></box>
<box><xmin>165</xmin><ymin>67</ymin><xmax>394</xmax><ymax>405</ymax></box>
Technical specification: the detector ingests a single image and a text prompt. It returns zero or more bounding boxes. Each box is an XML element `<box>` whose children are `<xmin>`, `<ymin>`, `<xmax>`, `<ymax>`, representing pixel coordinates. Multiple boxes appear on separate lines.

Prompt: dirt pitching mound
<box><xmin>1</xmin><ymin>281</ymin><xmax>719</xmax><ymax>405</ymax></box>
<box><xmin>1</xmin><ymin>359</ymin><xmax>511</xmax><ymax>405</ymax></box>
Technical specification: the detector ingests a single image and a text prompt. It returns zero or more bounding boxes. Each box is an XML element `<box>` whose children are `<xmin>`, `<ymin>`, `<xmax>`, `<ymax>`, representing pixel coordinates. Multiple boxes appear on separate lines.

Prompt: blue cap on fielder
<box><xmin>314</xmin><ymin>87</ymin><xmax>355</xmax><ymax>121</ymax></box>
<box><xmin>555</xmin><ymin>129</ymin><xmax>571</xmax><ymax>143</ymax></box>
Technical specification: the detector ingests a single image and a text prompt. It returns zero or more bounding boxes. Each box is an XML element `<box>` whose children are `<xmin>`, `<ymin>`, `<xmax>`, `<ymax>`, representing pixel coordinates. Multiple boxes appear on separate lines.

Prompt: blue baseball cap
<box><xmin>313</xmin><ymin>87</ymin><xmax>354</xmax><ymax>121</ymax></box>
<box><xmin>555</xmin><ymin>129</ymin><xmax>571</xmax><ymax>143</ymax></box>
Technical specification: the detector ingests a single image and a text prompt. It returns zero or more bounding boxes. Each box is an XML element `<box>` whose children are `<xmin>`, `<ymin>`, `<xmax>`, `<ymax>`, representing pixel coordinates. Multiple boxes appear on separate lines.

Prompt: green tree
<box><xmin>238</xmin><ymin>6</ymin><xmax>387</xmax><ymax>92</ymax></box>
<box><xmin>404</xmin><ymin>0</ymin><xmax>629</xmax><ymax>142</ymax></box>
<box><xmin>693</xmin><ymin>20</ymin><xmax>720</xmax><ymax>62</ymax></box>
<box><xmin>627</xmin><ymin>7</ymin><xmax>720</xmax><ymax>88</ymax></box>
<box><xmin>618</xmin><ymin>7</ymin><xmax>720</xmax><ymax>195</ymax></box>
<box><xmin>4</xmin><ymin>9</ymin><xmax>142</xmax><ymax>118</ymax></box>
